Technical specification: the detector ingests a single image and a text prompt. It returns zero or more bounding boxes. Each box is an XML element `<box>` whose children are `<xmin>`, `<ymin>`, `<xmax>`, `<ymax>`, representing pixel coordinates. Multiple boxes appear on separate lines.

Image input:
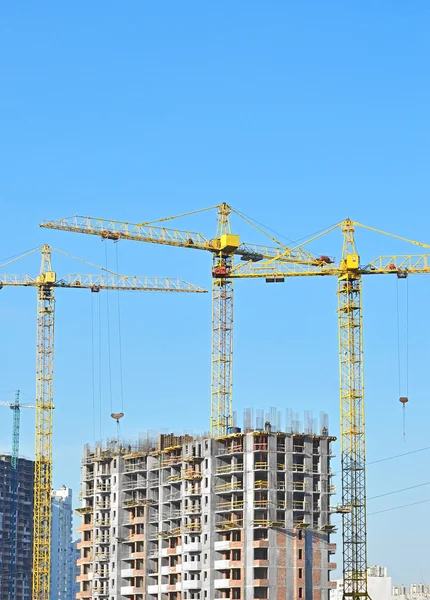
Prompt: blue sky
<box><xmin>1</xmin><ymin>1</ymin><xmax>430</xmax><ymax>586</ymax></box>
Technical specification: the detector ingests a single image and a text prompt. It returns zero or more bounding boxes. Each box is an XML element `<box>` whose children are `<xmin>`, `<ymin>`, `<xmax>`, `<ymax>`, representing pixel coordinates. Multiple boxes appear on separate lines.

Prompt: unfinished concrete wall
<box><xmin>76</xmin><ymin>429</ymin><xmax>336</xmax><ymax>600</ymax></box>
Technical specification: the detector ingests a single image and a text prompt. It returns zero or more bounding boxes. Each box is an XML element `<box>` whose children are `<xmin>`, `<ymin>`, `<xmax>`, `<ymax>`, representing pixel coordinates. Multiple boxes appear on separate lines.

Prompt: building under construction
<box><xmin>76</xmin><ymin>411</ymin><xmax>337</xmax><ymax>600</ymax></box>
<box><xmin>0</xmin><ymin>454</ymin><xmax>34</xmax><ymax>600</ymax></box>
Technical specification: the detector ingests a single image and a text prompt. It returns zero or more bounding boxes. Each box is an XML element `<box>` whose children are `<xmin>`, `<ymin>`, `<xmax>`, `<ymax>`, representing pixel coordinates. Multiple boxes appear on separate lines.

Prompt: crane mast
<box><xmin>211</xmin><ymin>204</ymin><xmax>234</xmax><ymax>436</ymax></box>
<box><xmin>33</xmin><ymin>245</ymin><xmax>55</xmax><ymax>600</ymax></box>
<box><xmin>338</xmin><ymin>222</ymin><xmax>368</xmax><ymax>599</ymax></box>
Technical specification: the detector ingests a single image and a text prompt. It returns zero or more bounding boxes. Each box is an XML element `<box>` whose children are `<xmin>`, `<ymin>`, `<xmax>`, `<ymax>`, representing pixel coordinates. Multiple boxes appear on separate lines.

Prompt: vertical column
<box><xmin>243</xmin><ymin>434</ymin><xmax>254</xmax><ymax>600</ymax></box>
<box><xmin>285</xmin><ymin>434</ymin><xmax>294</xmax><ymax>600</ymax></box>
<box><xmin>267</xmin><ymin>434</ymin><xmax>278</xmax><ymax>600</ymax></box>
<box><xmin>202</xmin><ymin>438</ymin><xmax>214</xmax><ymax>599</ymax></box>
<box><xmin>111</xmin><ymin>454</ymin><xmax>121</xmax><ymax>599</ymax></box>
<box><xmin>318</xmin><ymin>437</ymin><xmax>330</xmax><ymax>600</ymax></box>
<box><xmin>211</xmin><ymin>259</ymin><xmax>233</xmax><ymax>437</ymax></box>
<box><xmin>338</xmin><ymin>274</ymin><xmax>368</xmax><ymax>599</ymax></box>
<box><xmin>33</xmin><ymin>282</ymin><xmax>55</xmax><ymax>600</ymax></box>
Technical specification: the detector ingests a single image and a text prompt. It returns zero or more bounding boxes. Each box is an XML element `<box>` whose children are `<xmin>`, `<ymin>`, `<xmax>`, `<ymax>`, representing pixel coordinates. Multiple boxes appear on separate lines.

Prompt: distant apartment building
<box><xmin>0</xmin><ymin>454</ymin><xmax>34</xmax><ymax>600</ymax></box>
<box><xmin>393</xmin><ymin>583</ymin><xmax>430</xmax><ymax>599</ymax></box>
<box><xmin>368</xmin><ymin>565</ymin><xmax>388</xmax><ymax>578</ymax></box>
<box><xmin>330</xmin><ymin>565</ymin><xmax>392</xmax><ymax>600</ymax></box>
<box><xmin>72</xmin><ymin>539</ymin><xmax>80</xmax><ymax>599</ymax></box>
<box><xmin>393</xmin><ymin>585</ymin><xmax>407</xmax><ymax>596</ymax></box>
<box><xmin>50</xmin><ymin>486</ymin><xmax>75</xmax><ymax>600</ymax></box>
<box><xmin>76</xmin><ymin>420</ymin><xmax>337</xmax><ymax>600</ymax></box>
<box><xmin>410</xmin><ymin>584</ymin><xmax>426</xmax><ymax>595</ymax></box>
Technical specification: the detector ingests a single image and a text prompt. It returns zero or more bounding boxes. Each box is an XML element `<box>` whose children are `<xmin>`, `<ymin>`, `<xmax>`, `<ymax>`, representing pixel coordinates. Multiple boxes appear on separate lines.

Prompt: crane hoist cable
<box><xmin>104</xmin><ymin>242</ymin><xmax>114</xmax><ymax>414</ymax></box>
<box><xmin>103</xmin><ymin>240</ymin><xmax>125</xmax><ymax>420</ymax></box>
<box><xmin>91</xmin><ymin>292</ymin><xmax>96</xmax><ymax>443</ymax></box>
<box><xmin>91</xmin><ymin>282</ymin><xmax>106</xmax><ymax>440</ymax></box>
<box><xmin>397</xmin><ymin>277</ymin><xmax>410</xmax><ymax>440</ymax></box>
<box><xmin>98</xmin><ymin>290</ymin><xmax>102</xmax><ymax>439</ymax></box>
<box><xmin>115</xmin><ymin>242</ymin><xmax>125</xmax><ymax>414</ymax></box>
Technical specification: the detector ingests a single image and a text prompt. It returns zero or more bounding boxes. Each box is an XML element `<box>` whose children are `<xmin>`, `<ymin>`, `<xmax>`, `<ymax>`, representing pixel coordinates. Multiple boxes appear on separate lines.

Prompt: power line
<box><xmin>333</xmin><ymin>445</ymin><xmax>430</xmax><ymax>475</ymax></box>
<box><xmin>368</xmin><ymin>445</ymin><xmax>430</xmax><ymax>466</ymax></box>
<box><xmin>368</xmin><ymin>481</ymin><xmax>430</xmax><ymax>500</ymax></box>
<box><xmin>331</xmin><ymin>496</ymin><xmax>430</xmax><ymax>527</ymax></box>
<box><xmin>330</xmin><ymin>489</ymin><xmax>430</xmax><ymax>527</ymax></box>
<box><xmin>368</xmin><ymin>498</ymin><xmax>430</xmax><ymax>516</ymax></box>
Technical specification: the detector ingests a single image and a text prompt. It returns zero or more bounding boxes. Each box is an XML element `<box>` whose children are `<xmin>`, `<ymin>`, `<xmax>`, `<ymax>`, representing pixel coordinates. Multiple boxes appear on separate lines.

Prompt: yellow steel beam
<box><xmin>338</xmin><ymin>222</ymin><xmax>369</xmax><ymax>600</ymax></box>
<box><xmin>211</xmin><ymin>204</ymin><xmax>234</xmax><ymax>436</ymax></box>
<box><xmin>40</xmin><ymin>211</ymin><xmax>320</xmax><ymax>265</ymax></box>
<box><xmin>33</xmin><ymin>246</ymin><xmax>54</xmax><ymax>599</ymax></box>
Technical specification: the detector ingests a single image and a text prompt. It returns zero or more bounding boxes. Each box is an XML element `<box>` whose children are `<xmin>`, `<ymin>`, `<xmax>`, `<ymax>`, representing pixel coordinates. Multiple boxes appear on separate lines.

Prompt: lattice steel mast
<box><xmin>338</xmin><ymin>221</ymin><xmax>368</xmax><ymax>599</ymax></box>
<box><xmin>211</xmin><ymin>204</ymin><xmax>234</xmax><ymax>436</ymax></box>
<box><xmin>33</xmin><ymin>245</ymin><xmax>55</xmax><ymax>600</ymax></box>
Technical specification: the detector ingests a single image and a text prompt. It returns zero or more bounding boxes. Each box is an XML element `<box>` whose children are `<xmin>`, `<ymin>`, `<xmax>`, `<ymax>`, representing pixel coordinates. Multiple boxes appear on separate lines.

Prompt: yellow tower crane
<box><xmin>40</xmin><ymin>210</ymin><xmax>429</xmax><ymax>599</ymax></box>
<box><xmin>1</xmin><ymin>244</ymin><xmax>206</xmax><ymax>600</ymax></box>
<box><xmin>40</xmin><ymin>204</ymin><xmax>325</xmax><ymax>437</ymax></box>
<box><xmin>224</xmin><ymin>218</ymin><xmax>430</xmax><ymax>600</ymax></box>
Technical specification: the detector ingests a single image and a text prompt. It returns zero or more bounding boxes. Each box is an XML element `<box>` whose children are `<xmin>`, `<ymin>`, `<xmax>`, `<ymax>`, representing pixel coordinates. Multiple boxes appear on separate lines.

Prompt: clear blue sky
<box><xmin>1</xmin><ymin>1</ymin><xmax>429</xmax><ymax>586</ymax></box>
